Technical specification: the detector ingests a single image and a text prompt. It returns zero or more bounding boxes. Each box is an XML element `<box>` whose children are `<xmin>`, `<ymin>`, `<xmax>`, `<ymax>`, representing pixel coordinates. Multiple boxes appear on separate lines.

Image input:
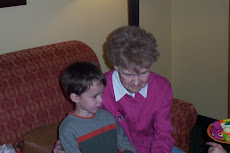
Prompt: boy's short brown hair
<box><xmin>60</xmin><ymin>61</ymin><xmax>106</xmax><ymax>98</ymax></box>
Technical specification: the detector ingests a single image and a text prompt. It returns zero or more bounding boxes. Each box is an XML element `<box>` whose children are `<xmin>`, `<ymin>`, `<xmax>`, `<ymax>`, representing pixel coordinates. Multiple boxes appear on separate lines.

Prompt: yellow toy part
<box><xmin>223</xmin><ymin>126</ymin><xmax>230</xmax><ymax>133</ymax></box>
<box><xmin>220</xmin><ymin>119</ymin><xmax>230</xmax><ymax>128</ymax></box>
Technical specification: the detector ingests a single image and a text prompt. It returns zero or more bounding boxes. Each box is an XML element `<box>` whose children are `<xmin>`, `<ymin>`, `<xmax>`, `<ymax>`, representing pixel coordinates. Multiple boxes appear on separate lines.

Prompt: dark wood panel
<box><xmin>0</xmin><ymin>0</ymin><xmax>26</xmax><ymax>8</ymax></box>
<box><xmin>128</xmin><ymin>0</ymin><xmax>139</xmax><ymax>27</ymax></box>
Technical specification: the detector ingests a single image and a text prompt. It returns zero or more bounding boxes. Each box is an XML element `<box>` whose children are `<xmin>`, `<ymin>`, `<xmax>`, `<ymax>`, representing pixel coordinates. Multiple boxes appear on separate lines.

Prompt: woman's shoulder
<box><xmin>150</xmin><ymin>71</ymin><xmax>170</xmax><ymax>83</ymax></box>
<box><xmin>104</xmin><ymin>70</ymin><xmax>114</xmax><ymax>77</ymax></box>
<box><xmin>103</xmin><ymin>70</ymin><xmax>115</xmax><ymax>90</ymax></box>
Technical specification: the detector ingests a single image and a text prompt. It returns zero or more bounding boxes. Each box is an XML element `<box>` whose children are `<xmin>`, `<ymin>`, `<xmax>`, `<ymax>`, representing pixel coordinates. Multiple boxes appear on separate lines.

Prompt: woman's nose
<box><xmin>133</xmin><ymin>75</ymin><xmax>140</xmax><ymax>86</ymax></box>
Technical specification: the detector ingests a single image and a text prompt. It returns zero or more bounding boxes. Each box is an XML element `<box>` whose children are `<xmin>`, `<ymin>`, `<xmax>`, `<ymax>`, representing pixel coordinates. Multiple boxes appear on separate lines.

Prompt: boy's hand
<box><xmin>53</xmin><ymin>140</ymin><xmax>66</xmax><ymax>153</ymax></box>
<box><xmin>207</xmin><ymin>142</ymin><xmax>227</xmax><ymax>153</ymax></box>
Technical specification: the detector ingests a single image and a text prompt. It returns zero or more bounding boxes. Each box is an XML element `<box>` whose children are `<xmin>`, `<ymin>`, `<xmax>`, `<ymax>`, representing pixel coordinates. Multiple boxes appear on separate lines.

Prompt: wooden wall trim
<box><xmin>228</xmin><ymin>0</ymin><xmax>230</xmax><ymax>118</ymax></box>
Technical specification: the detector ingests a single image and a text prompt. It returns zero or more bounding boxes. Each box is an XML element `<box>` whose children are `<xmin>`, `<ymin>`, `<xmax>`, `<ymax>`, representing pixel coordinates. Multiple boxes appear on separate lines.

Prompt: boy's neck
<box><xmin>72</xmin><ymin>109</ymin><xmax>96</xmax><ymax>118</ymax></box>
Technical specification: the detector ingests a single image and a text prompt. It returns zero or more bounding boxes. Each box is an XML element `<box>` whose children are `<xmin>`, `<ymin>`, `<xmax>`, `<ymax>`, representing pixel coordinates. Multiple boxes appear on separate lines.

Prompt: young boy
<box><xmin>59</xmin><ymin>61</ymin><xmax>136</xmax><ymax>153</ymax></box>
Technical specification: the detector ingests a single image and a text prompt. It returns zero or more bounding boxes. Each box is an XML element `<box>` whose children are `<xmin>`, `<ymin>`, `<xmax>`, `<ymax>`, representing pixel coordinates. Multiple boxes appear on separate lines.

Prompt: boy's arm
<box><xmin>116</xmin><ymin>120</ymin><xmax>137</xmax><ymax>153</ymax></box>
<box><xmin>59</xmin><ymin>125</ymin><xmax>82</xmax><ymax>153</ymax></box>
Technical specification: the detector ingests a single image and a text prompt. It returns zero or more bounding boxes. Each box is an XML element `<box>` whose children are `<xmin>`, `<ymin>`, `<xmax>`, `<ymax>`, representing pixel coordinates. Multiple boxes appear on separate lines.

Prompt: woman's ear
<box><xmin>114</xmin><ymin>66</ymin><xmax>118</xmax><ymax>71</ymax></box>
<box><xmin>70</xmin><ymin>93</ymin><xmax>79</xmax><ymax>103</ymax></box>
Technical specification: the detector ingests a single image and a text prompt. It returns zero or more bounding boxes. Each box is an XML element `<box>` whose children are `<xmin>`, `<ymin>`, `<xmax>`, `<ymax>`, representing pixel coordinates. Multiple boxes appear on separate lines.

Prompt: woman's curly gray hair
<box><xmin>107</xmin><ymin>26</ymin><xmax>159</xmax><ymax>72</ymax></box>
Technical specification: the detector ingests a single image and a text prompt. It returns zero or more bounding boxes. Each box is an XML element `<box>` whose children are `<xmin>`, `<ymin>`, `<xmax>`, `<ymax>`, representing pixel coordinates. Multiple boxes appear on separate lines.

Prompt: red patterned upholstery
<box><xmin>0</xmin><ymin>41</ymin><xmax>100</xmax><ymax>146</ymax></box>
<box><xmin>171</xmin><ymin>98</ymin><xmax>197</xmax><ymax>153</ymax></box>
<box><xmin>0</xmin><ymin>40</ymin><xmax>197</xmax><ymax>152</ymax></box>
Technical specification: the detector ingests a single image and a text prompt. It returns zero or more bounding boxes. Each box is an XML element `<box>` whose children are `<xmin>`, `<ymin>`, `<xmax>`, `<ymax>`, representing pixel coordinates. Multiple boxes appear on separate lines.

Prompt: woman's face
<box><xmin>115</xmin><ymin>66</ymin><xmax>150</xmax><ymax>93</ymax></box>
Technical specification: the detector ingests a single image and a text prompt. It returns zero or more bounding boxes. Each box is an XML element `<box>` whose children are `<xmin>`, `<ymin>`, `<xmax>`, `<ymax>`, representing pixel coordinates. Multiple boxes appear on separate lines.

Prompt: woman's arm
<box><xmin>53</xmin><ymin>140</ymin><xmax>65</xmax><ymax>153</ymax></box>
<box><xmin>150</xmin><ymin>82</ymin><xmax>175</xmax><ymax>153</ymax></box>
<box><xmin>207</xmin><ymin>142</ymin><xmax>227</xmax><ymax>153</ymax></box>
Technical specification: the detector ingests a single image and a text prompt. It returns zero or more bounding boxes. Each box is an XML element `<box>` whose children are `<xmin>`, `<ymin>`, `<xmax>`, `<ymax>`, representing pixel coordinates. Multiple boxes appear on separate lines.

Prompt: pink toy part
<box><xmin>211</xmin><ymin>126</ymin><xmax>223</xmax><ymax>140</ymax></box>
<box><xmin>213</xmin><ymin>121</ymin><xmax>222</xmax><ymax>130</ymax></box>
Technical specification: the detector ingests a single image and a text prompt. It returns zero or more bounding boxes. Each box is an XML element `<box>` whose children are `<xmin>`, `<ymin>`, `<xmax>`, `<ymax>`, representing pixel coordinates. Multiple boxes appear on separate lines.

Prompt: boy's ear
<box><xmin>70</xmin><ymin>93</ymin><xmax>79</xmax><ymax>103</ymax></box>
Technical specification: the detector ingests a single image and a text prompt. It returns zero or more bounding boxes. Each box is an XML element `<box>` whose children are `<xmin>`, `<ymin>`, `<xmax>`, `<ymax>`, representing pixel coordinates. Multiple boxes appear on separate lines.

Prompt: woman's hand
<box><xmin>207</xmin><ymin>142</ymin><xmax>227</xmax><ymax>153</ymax></box>
<box><xmin>53</xmin><ymin>140</ymin><xmax>66</xmax><ymax>153</ymax></box>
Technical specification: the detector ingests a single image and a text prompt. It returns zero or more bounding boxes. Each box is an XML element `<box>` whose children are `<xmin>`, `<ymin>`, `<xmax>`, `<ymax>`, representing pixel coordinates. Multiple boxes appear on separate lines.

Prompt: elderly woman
<box><xmin>54</xmin><ymin>26</ymin><xmax>184</xmax><ymax>153</ymax></box>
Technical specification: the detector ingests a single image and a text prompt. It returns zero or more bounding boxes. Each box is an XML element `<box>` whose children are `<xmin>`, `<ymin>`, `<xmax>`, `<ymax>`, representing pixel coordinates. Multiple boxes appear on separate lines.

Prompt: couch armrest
<box><xmin>21</xmin><ymin>124</ymin><xmax>59</xmax><ymax>153</ymax></box>
<box><xmin>170</xmin><ymin>98</ymin><xmax>197</xmax><ymax>153</ymax></box>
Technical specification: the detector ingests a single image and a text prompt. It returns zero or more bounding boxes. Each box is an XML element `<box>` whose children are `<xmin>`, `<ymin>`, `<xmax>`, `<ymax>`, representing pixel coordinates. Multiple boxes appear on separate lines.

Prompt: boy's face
<box><xmin>115</xmin><ymin>66</ymin><xmax>150</xmax><ymax>93</ymax></box>
<box><xmin>73</xmin><ymin>80</ymin><xmax>104</xmax><ymax>118</ymax></box>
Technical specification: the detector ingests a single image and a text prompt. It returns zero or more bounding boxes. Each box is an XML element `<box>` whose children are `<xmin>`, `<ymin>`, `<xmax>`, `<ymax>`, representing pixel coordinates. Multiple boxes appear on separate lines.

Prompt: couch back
<box><xmin>0</xmin><ymin>40</ymin><xmax>100</xmax><ymax>145</ymax></box>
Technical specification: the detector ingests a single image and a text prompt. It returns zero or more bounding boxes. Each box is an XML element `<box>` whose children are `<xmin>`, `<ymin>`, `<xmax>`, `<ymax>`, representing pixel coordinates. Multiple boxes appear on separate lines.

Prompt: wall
<box><xmin>140</xmin><ymin>0</ymin><xmax>172</xmax><ymax>80</ymax></box>
<box><xmin>0</xmin><ymin>0</ymin><xmax>172</xmax><ymax>79</ymax></box>
<box><xmin>140</xmin><ymin>1</ymin><xmax>229</xmax><ymax>120</ymax></box>
<box><xmin>171</xmin><ymin>0</ymin><xmax>229</xmax><ymax>119</ymax></box>
<box><xmin>0</xmin><ymin>0</ymin><xmax>229</xmax><ymax>119</ymax></box>
<box><xmin>0</xmin><ymin>0</ymin><xmax>128</xmax><ymax>72</ymax></box>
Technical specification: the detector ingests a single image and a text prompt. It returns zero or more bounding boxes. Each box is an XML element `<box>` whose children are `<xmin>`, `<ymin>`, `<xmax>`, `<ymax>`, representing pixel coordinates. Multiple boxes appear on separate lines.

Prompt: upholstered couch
<box><xmin>0</xmin><ymin>40</ymin><xmax>197</xmax><ymax>153</ymax></box>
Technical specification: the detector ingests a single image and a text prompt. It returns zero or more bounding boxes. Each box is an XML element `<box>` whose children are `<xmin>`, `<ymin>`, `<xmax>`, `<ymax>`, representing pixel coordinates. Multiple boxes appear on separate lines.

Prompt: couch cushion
<box><xmin>170</xmin><ymin>98</ymin><xmax>197</xmax><ymax>153</ymax></box>
<box><xmin>0</xmin><ymin>40</ymin><xmax>100</xmax><ymax>145</ymax></box>
<box><xmin>21</xmin><ymin>124</ymin><xmax>59</xmax><ymax>153</ymax></box>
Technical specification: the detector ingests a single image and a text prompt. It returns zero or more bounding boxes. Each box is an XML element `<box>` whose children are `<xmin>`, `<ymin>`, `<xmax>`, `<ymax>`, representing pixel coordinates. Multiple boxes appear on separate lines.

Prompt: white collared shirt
<box><xmin>112</xmin><ymin>70</ymin><xmax>148</xmax><ymax>102</ymax></box>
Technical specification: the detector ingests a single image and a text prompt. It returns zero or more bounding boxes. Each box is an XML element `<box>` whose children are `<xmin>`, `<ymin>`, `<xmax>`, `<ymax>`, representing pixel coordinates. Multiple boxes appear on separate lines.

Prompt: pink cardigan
<box><xmin>102</xmin><ymin>70</ymin><xmax>175</xmax><ymax>153</ymax></box>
